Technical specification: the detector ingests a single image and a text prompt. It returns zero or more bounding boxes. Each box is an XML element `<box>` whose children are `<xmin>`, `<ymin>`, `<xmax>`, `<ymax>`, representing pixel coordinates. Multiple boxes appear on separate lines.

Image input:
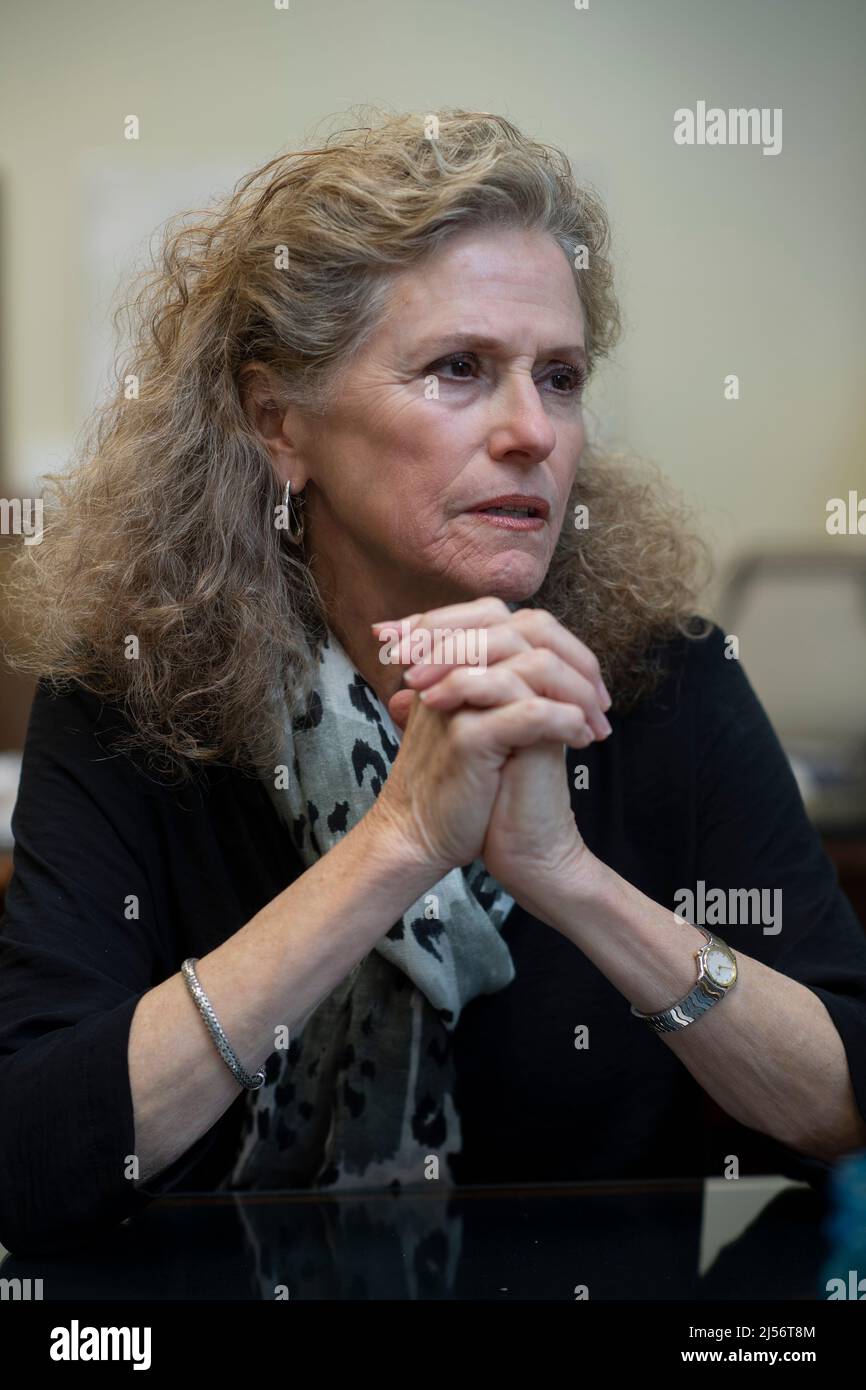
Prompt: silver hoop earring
<box><xmin>282</xmin><ymin>478</ymin><xmax>306</xmax><ymax>545</ymax></box>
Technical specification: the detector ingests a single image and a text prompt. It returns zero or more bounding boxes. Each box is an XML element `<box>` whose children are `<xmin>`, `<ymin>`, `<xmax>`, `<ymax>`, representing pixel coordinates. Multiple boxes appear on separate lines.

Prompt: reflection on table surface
<box><xmin>0</xmin><ymin>1173</ymin><xmax>830</xmax><ymax>1300</ymax></box>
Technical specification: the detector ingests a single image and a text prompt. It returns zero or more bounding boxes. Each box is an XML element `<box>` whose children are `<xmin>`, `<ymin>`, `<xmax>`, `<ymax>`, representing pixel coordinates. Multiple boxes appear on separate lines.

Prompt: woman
<box><xmin>1</xmin><ymin>107</ymin><xmax>865</xmax><ymax>1259</ymax></box>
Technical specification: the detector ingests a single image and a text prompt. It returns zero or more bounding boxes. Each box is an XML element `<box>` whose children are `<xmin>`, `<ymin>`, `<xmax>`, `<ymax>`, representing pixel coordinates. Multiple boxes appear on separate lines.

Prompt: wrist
<box><xmin>354</xmin><ymin>802</ymin><xmax>451</xmax><ymax>894</ymax></box>
<box><xmin>519</xmin><ymin>841</ymin><xmax>611</xmax><ymax>929</ymax></box>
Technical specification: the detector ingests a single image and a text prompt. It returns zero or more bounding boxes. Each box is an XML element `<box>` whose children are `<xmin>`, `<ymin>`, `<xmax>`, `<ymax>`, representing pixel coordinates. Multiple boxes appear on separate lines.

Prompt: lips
<box><xmin>467</xmin><ymin>494</ymin><xmax>550</xmax><ymax>518</ymax></box>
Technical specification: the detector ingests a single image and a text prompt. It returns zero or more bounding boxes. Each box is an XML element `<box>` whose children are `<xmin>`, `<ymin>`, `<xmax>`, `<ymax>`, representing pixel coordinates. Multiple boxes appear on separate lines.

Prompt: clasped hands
<box><xmin>367</xmin><ymin>595</ymin><xmax>612</xmax><ymax>912</ymax></box>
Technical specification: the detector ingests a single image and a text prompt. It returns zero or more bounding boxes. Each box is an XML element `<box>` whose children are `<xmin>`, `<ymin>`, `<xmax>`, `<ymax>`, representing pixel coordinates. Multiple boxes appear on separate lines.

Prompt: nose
<box><xmin>486</xmin><ymin>371</ymin><xmax>559</xmax><ymax>463</ymax></box>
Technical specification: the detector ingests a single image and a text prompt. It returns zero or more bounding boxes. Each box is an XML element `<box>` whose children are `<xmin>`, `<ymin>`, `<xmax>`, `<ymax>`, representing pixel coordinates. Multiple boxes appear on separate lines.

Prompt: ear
<box><xmin>239</xmin><ymin>363</ymin><xmax>306</xmax><ymax>484</ymax></box>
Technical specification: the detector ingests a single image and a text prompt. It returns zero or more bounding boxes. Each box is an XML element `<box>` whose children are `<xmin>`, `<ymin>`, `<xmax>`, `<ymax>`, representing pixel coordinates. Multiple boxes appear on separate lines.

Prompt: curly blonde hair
<box><xmin>3</xmin><ymin>104</ymin><xmax>712</xmax><ymax>780</ymax></box>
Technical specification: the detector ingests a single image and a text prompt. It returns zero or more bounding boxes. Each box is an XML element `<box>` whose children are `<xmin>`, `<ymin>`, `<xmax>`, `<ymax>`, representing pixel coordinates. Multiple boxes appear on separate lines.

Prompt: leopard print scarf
<box><xmin>227</xmin><ymin>622</ymin><xmax>516</xmax><ymax>1197</ymax></box>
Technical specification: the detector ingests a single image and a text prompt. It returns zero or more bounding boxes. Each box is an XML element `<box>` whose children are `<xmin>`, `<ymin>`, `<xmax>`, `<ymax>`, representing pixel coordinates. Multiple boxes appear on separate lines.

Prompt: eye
<box><xmin>427</xmin><ymin>352</ymin><xmax>481</xmax><ymax>379</ymax></box>
<box><xmin>424</xmin><ymin>352</ymin><xmax>587</xmax><ymax>398</ymax></box>
<box><xmin>546</xmin><ymin>361</ymin><xmax>587</xmax><ymax>397</ymax></box>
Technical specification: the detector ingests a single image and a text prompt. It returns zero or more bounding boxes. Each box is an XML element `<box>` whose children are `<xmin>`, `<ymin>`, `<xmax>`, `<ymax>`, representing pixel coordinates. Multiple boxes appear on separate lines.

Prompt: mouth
<box><xmin>464</xmin><ymin>494</ymin><xmax>549</xmax><ymax>529</ymax></box>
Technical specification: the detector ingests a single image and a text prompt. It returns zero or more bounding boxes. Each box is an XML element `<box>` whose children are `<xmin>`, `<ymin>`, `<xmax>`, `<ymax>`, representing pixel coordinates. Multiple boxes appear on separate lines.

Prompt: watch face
<box><xmin>706</xmin><ymin>946</ymin><xmax>737</xmax><ymax>986</ymax></box>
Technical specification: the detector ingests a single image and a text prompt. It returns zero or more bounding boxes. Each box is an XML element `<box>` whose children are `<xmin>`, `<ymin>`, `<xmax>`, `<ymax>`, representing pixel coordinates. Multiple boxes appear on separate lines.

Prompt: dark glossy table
<box><xmin>0</xmin><ymin>1174</ymin><xmax>835</xmax><ymax>1301</ymax></box>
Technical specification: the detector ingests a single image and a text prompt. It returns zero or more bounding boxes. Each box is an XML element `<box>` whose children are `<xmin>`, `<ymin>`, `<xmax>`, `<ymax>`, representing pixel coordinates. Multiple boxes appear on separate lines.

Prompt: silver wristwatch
<box><xmin>630</xmin><ymin>928</ymin><xmax>738</xmax><ymax>1034</ymax></box>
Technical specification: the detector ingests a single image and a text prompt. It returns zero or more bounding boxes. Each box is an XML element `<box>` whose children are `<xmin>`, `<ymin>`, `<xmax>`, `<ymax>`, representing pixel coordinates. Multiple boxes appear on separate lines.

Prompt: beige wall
<box><xmin>1</xmin><ymin>0</ymin><xmax>864</xmax><ymax>719</ymax></box>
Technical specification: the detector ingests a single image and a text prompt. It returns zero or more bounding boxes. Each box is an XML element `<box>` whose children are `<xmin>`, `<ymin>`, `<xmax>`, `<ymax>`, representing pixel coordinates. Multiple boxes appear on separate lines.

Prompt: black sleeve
<box><xmin>691</xmin><ymin>625</ymin><xmax>866</xmax><ymax>1177</ymax></box>
<box><xmin>0</xmin><ymin>680</ymin><xmax>230</xmax><ymax>1255</ymax></box>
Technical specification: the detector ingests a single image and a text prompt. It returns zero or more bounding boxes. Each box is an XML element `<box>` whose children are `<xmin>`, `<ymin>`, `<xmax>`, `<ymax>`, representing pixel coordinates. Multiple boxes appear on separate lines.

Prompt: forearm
<box><xmin>129</xmin><ymin>810</ymin><xmax>440</xmax><ymax>1182</ymax></box>
<box><xmin>523</xmin><ymin>849</ymin><xmax>866</xmax><ymax>1161</ymax></box>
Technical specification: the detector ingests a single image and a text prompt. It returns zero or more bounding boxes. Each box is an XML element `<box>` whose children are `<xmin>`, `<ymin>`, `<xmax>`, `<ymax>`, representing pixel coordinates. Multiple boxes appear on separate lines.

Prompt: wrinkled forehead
<box><xmin>384</xmin><ymin>228</ymin><xmax>585</xmax><ymax>344</ymax></box>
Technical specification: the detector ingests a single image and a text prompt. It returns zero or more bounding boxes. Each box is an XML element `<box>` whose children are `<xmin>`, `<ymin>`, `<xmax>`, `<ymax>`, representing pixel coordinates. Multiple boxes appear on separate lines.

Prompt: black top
<box><xmin>2</xmin><ymin>622</ymin><xmax>866</xmax><ymax>1256</ymax></box>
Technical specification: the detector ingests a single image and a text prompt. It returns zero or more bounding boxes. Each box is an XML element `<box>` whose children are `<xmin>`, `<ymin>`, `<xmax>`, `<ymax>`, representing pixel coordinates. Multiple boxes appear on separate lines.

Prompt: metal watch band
<box><xmin>181</xmin><ymin>956</ymin><xmax>266</xmax><ymax>1090</ymax></box>
<box><xmin>636</xmin><ymin>976</ymin><xmax>726</xmax><ymax>1034</ymax></box>
<box><xmin>630</xmin><ymin>928</ymin><xmax>735</xmax><ymax>1034</ymax></box>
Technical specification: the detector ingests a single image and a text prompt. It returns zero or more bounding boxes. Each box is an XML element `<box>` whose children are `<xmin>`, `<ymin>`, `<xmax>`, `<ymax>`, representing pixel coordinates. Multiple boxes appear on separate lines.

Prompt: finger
<box><xmin>401</xmin><ymin>621</ymin><xmax>532</xmax><ymax>690</ymax></box>
<box><xmin>386</xmin><ymin>687</ymin><xmax>416</xmax><ymax>732</ymax></box>
<box><xmin>511</xmin><ymin>607</ymin><xmax>611</xmax><ymax>709</ymax></box>
<box><xmin>449</xmin><ymin>695</ymin><xmax>595</xmax><ymax>756</ymax></box>
<box><xmin>372</xmin><ymin>595</ymin><xmax>511</xmax><ymax>636</ymax></box>
<box><xmin>420</xmin><ymin>663</ymin><xmax>535</xmax><ymax>711</ymax></box>
<box><xmin>420</xmin><ymin>648</ymin><xmax>612</xmax><ymax>740</ymax></box>
<box><xmin>373</xmin><ymin>600</ymin><xmax>509</xmax><ymax>688</ymax></box>
<box><xmin>373</xmin><ymin>598</ymin><xmax>612</xmax><ymax>711</ymax></box>
<box><xmin>400</xmin><ymin>610</ymin><xmax>611</xmax><ymax>716</ymax></box>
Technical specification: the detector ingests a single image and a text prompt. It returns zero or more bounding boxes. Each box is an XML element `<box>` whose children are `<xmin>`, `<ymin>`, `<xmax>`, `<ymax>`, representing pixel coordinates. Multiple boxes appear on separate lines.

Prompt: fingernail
<box><xmin>599</xmin><ymin>683</ymin><xmax>612</xmax><ymax>711</ymax></box>
<box><xmin>601</xmin><ymin>715</ymin><xmax>613</xmax><ymax>737</ymax></box>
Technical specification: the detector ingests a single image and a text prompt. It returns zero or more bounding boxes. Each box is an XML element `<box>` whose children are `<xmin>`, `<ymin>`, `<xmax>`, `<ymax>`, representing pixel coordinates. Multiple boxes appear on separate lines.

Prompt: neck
<box><xmin>309</xmin><ymin>557</ymin><xmax>473</xmax><ymax>710</ymax></box>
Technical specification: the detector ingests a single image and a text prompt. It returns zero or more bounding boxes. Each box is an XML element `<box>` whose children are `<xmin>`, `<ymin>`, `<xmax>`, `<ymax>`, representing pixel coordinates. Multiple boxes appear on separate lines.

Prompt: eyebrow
<box><xmin>412</xmin><ymin>332</ymin><xmax>587</xmax><ymax>365</ymax></box>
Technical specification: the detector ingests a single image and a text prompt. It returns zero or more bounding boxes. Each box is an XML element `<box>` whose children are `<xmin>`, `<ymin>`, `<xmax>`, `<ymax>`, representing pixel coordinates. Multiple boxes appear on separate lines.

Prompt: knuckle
<box><xmin>517</xmin><ymin>607</ymin><xmax>557</xmax><ymax>643</ymax></box>
<box><xmin>516</xmin><ymin>647</ymin><xmax>557</xmax><ymax>682</ymax></box>
<box><xmin>514</xmin><ymin>606</ymin><xmax>540</xmax><ymax>633</ymax></box>
<box><xmin>429</xmin><ymin>666</ymin><xmax>456</xmax><ymax>692</ymax></box>
<box><xmin>522</xmin><ymin>695</ymin><xmax>547</xmax><ymax>722</ymax></box>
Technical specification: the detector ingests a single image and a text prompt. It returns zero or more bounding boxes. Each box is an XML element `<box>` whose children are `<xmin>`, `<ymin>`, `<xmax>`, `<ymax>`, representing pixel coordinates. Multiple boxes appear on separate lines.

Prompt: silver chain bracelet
<box><xmin>181</xmin><ymin>957</ymin><xmax>266</xmax><ymax>1090</ymax></box>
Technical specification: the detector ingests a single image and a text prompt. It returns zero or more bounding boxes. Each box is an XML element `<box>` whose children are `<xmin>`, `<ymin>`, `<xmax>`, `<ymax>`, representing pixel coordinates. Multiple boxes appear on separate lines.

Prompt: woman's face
<box><xmin>286</xmin><ymin>225</ymin><xmax>587</xmax><ymax>619</ymax></box>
